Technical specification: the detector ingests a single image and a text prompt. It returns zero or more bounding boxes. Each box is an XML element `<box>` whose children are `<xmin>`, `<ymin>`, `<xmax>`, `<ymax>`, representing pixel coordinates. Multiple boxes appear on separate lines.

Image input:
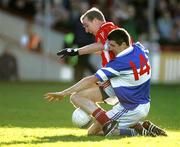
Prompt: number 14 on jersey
<box><xmin>129</xmin><ymin>54</ymin><xmax>150</xmax><ymax>81</ymax></box>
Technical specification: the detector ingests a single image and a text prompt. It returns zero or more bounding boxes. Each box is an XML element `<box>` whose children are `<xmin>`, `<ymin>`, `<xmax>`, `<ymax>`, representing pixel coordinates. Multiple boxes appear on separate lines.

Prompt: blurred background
<box><xmin>0</xmin><ymin>0</ymin><xmax>179</xmax><ymax>83</ymax></box>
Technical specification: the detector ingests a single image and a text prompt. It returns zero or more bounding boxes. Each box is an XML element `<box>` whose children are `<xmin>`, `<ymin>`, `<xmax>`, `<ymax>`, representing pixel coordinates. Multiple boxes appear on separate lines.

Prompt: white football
<box><xmin>72</xmin><ymin>108</ymin><xmax>92</xmax><ymax>128</ymax></box>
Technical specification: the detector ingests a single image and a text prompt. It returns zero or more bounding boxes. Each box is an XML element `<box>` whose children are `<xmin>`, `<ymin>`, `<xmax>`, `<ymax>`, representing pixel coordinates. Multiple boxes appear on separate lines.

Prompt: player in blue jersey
<box><xmin>88</xmin><ymin>28</ymin><xmax>167</xmax><ymax>136</ymax></box>
<box><xmin>88</xmin><ymin>28</ymin><xmax>151</xmax><ymax>135</ymax></box>
<box><xmin>44</xmin><ymin>28</ymin><xmax>167</xmax><ymax>137</ymax></box>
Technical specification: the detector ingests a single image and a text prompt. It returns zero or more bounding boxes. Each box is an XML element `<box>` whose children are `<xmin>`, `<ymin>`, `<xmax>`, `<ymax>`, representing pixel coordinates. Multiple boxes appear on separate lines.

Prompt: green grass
<box><xmin>0</xmin><ymin>82</ymin><xmax>180</xmax><ymax>146</ymax></box>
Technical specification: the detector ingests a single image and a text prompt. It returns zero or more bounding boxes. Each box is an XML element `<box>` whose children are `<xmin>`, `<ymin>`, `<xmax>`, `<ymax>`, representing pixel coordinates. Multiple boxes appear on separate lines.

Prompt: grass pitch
<box><xmin>0</xmin><ymin>82</ymin><xmax>180</xmax><ymax>146</ymax></box>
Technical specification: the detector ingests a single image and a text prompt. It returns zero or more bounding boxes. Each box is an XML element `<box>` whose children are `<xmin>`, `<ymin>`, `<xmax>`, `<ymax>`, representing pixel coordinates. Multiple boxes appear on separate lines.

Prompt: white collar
<box><xmin>116</xmin><ymin>45</ymin><xmax>133</xmax><ymax>57</ymax></box>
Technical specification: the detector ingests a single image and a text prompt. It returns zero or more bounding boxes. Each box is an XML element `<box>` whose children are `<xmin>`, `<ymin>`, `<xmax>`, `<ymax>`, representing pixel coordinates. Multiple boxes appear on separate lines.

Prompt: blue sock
<box><xmin>120</xmin><ymin>128</ymin><xmax>138</xmax><ymax>136</ymax></box>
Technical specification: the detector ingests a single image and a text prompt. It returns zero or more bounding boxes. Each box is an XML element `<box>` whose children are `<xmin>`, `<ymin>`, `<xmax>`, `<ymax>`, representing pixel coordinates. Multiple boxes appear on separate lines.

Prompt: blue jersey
<box><xmin>95</xmin><ymin>42</ymin><xmax>151</xmax><ymax>110</ymax></box>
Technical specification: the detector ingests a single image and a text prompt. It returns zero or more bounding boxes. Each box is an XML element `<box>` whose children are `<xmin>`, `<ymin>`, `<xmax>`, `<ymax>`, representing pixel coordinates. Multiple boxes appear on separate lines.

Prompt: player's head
<box><xmin>107</xmin><ymin>28</ymin><xmax>131</xmax><ymax>54</ymax></box>
<box><xmin>80</xmin><ymin>7</ymin><xmax>105</xmax><ymax>35</ymax></box>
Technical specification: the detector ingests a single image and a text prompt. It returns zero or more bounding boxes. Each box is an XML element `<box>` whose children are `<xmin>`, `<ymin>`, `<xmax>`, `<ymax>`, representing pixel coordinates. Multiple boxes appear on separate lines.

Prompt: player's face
<box><xmin>108</xmin><ymin>40</ymin><xmax>122</xmax><ymax>54</ymax></box>
<box><xmin>108</xmin><ymin>40</ymin><xmax>119</xmax><ymax>50</ymax></box>
<box><xmin>82</xmin><ymin>17</ymin><xmax>99</xmax><ymax>35</ymax></box>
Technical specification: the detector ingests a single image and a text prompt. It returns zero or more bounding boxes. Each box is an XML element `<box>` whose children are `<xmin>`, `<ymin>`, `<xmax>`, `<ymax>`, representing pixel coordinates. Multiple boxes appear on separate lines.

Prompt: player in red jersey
<box><xmin>58</xmin><ymin>7</ymin><xmax>122</xmax><ymax>104</ymax></box>
<box><xmin>55</xmin><ymin>7</ymin><xmax>122</xmax><ymax>136</ymax></box>
<box><xmin>57</xmin><ymin>7</ymin><xmax>122</xmax><ymax>108</ymax></box>
<box><xmin>57</xmin><ymin>7</ymin><xmax>121</xmax><ymax>103</ymax></box>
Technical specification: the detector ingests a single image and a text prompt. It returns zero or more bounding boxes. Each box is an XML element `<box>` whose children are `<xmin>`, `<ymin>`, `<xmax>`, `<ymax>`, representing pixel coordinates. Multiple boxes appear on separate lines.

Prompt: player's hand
<box><xmin>44</xmin><ymin>92</ymin><xmax>65</xmax><ymax>102</ymax></box>
<box><xmin>57</xmin><ymin>48</ymin><xmax>79</xmax><ymax>58</ymax></box>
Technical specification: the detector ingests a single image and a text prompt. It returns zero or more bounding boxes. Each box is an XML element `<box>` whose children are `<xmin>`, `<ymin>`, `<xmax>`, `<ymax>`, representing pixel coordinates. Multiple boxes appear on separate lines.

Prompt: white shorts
<box><xmin>106</xmin><ymin>102</ymin><xmax>150</xmax><ymax>129</ymax></box>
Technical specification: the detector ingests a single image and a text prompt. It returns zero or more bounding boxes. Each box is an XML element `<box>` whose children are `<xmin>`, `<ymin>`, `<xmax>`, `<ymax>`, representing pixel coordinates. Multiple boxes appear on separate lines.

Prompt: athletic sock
<box><xmin>109</xmin><ymin>128</ymin><xmax>138</xmax><ymax>136</ymax></box>
<box><xmin>92</xmin><ymin>108</ymin><xmax>110</xmax><ymax>126</ymax></box>
<box><xmin>120</xmin><ymin>128</ymin><xmax>138</xmax><ymax>136</ymax></box>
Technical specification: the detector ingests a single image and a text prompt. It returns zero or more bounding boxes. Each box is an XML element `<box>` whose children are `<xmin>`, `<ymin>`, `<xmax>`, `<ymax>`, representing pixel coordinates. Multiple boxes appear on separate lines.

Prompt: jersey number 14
<box><xmin>129</xmin><ymin>54</ymin><xmax>150</xmax><ymax>81</ymax></box>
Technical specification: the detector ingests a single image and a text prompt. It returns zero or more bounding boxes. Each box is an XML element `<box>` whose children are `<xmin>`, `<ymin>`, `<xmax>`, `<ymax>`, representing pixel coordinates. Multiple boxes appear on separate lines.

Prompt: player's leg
<box><xmin>86</xmin><ymin>102</ymin><xmax>142</xmax><ymax>137</ymax></box>
<box><xmin>70</xmin><ymin>82</ymin><xmax>118</xmax><ymax>113</ymax></box>
<box><xmin>70</xmin><ymin>84</ymin><xmax>103</xmax><ymax>114</ymax></box>
<box><xmin>70</xmin><ymin>85</ymin><xmax>118</xmax><ymax>136</ymax></box>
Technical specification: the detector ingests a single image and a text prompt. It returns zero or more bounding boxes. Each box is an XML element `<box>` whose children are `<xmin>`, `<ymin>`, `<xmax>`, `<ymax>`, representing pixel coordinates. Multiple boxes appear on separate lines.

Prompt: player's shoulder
<box><xmin>133</xmin><ymin>42</ymin><xmax>149</xmax><ymax>54</ymax></box>
<box><xmin>99</xmin><ymin>22</ymin><xmax>119</xmax><ymax>32</ymax></box>
<box><xmin>97</xmin><ymin>22</ymin><xmax>119</xmax><ymax>39</ymax></box>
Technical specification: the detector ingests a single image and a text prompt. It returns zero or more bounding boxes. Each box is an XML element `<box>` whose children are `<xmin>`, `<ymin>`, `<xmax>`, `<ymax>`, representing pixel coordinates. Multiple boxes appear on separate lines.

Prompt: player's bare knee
<box><xmin>70</xmin><ymin>93</ymin><xmax>81</xmax><ymax>105</ymax></box>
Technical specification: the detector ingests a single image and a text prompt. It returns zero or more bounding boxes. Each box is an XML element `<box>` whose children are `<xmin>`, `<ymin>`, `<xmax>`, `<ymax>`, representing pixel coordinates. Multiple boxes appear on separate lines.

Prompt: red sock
<box><xmin>92</xmin><ymin>108</ymin><xmax>110</xmax><ymax>126</ymax></box>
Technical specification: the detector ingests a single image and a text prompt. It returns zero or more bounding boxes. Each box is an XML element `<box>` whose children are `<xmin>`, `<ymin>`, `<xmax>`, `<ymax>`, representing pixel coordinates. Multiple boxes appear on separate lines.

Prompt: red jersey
<box><xmin>96</xmin><ymin>22</ymin><xmax>119</xmax><ymax>67</ymax></box>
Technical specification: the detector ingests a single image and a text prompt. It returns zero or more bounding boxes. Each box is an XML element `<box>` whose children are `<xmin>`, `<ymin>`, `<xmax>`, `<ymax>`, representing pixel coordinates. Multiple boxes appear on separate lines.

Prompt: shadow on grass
<box><xmin>0</xmin><ymin>135</ymin><xmax>123</xmax><ymax>145</ymax></box>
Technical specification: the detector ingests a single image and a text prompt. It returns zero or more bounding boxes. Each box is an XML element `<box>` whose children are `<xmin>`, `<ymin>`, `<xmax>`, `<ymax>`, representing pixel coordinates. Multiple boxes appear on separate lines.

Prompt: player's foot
<box><xmin>142</xmin><ymin>120</ymin><xmax>168</xmax><ymax>136</ymax></box>
<box><xmin>102</xmin><ymin>120</ymin><xmax>118</xmax><ymax>136</ymax></box>
<box><xmin>132</xmin><ymin>123</ymin><xmax>156</xmax><ymax>137</ymax></box>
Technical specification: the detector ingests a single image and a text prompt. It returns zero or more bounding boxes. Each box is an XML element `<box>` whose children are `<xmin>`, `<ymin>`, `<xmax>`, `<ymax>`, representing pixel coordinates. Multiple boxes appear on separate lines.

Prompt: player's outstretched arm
<box><xmin>44</xmin><ymin>75</ymin><xmax>98</xmax><ymax>102</ymax></box>
<box><xmin>57</xmin><ymin>42</ymin><xmax>103</xmax><ymax>57</ymax></box>
<box><xmin>78</xmin><ymin>42</ymin><xmax>103</xmax><ymax>55</ymax></box>
<box><xmin>60</xmin><ymin>75</ymin><xmax>98</xmax><ymax>95</ymax></box>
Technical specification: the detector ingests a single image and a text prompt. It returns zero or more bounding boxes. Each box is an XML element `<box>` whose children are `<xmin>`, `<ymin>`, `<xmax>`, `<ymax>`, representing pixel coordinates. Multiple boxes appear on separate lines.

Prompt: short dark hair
<box><xmin>80</xmin><ymin>7</ymin><xmax>105</xmax><ymax>23</ymax></box>
<box><xmin>108</xmin><ymin>28</ymin><xmax>130</xmax><ymax>46</ymax></box>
